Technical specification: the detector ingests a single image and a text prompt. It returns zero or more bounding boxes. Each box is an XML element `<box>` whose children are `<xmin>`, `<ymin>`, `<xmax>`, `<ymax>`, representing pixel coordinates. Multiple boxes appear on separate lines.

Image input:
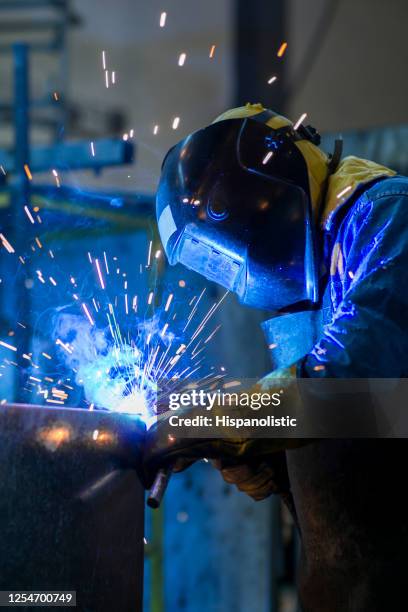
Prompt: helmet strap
<box><xmin>328</xmin><ymin>138</ymin><xmax>343</xmax><ymax>174</ymax></box>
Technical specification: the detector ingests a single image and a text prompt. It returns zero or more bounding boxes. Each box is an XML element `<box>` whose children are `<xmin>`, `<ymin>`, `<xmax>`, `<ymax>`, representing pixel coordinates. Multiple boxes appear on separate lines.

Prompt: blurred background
<box><xmin>0</xmin><ymin>1</ymin><xmax>407</xmax><ymax>611</ymax></box>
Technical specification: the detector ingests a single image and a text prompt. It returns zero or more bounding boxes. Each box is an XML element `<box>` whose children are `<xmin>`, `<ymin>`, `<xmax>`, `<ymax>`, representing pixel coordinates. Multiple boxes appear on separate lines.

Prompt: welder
<box><xmin>145</xmin><ymin>103</ymin><xmax>408</xmax><ymax>611</ymax></box>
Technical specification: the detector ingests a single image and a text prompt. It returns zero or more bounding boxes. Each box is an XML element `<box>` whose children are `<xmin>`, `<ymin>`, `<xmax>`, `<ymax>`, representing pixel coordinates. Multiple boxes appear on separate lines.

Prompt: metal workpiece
<box><xmin>0</xmin><ymin>404</ymin><xmax>146</xmax><ymax>612</ymax></box>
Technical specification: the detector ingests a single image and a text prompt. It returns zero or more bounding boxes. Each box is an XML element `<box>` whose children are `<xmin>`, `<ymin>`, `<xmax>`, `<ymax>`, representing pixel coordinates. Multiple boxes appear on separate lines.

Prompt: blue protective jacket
<box><xmin>304</xmin><ymin>175</ymin><xmax>408</xmax><ymax>378</ymax></box>
<box><xmin>263</xmin><ymin>173</ymin><xmax>408</xmax><ymax>378</ymax></box>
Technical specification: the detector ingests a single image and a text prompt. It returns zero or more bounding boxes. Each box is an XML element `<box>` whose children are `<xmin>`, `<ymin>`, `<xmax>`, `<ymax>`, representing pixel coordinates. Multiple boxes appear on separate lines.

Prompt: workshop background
<box><xmin>0</xmin><ymin>1</ymin><xmax>407</xmax><ymax>611</ymax></box>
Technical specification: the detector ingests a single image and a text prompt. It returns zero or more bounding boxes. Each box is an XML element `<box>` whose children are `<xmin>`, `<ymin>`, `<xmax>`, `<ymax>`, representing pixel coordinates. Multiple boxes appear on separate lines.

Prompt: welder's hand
<box><xmin>142</xmin><ymin>372</ymin><xmax>301</xmax><ymax>489</ymax></box>
<box><xmin>142</xmin><ymin>410</ymin><xmax>296</xmax><ymax>489</ymax></box>
<box><xmin>213</xmin><ymin>453</ymin><xmax>290</xmax><ymax>501</ymax></box>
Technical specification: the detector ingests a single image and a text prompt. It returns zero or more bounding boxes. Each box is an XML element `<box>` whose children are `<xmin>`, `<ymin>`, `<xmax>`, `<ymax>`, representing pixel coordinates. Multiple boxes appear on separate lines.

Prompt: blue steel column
<box><xmin>234</xmin><ymin>3</ymin><xmax>288</xmax><ymax>610</ymax></box>
<box><xmin>12</xmin><ymin>43</ymin><xmax>31</xmax><ymax>401</ymax></box>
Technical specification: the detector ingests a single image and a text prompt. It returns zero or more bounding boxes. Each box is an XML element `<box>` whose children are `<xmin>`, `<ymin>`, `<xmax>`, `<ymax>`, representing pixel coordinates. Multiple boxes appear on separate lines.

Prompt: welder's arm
<box><xmin>302</xmin><ymin>192</ymin><xmax>408</xmax><ymax>378</ymax></box>
<box><xmin>143</xmin><ymin>375</ymin><xmax>302</xmax><ymax>494</ymax></box>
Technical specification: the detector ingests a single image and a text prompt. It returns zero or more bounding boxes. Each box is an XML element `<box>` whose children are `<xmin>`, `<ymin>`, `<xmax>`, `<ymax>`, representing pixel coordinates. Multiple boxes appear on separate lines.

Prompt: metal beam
<box><xmin>235</xmin><ymin>0</ymin><xmax>287</xmax><ymax>112</ymax></box>
<box><xmin>0</xmin><ymin>138</ymin><xmax>134</xmax><ymax>174</ymax></box>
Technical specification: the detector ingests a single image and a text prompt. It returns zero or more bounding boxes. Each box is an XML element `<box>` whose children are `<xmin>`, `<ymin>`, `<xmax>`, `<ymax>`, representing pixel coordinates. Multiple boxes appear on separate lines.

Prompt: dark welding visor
<box><xmin>156</xmin><ymin>119</ymin><xmax>319</xmax><ymax>312</ymax></box>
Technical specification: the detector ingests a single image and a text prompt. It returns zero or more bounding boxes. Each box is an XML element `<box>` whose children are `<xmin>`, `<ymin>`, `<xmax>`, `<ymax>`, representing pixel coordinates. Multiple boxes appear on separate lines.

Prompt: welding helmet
<box><xmin>156</xmin><ymin>104</ymin><xmax>332</xmax><ymax>312</ymax></box>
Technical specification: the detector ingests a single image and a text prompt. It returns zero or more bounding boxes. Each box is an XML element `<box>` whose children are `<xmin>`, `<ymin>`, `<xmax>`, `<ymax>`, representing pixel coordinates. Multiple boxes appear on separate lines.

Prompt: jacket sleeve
<box><xmin>303</xmin><ymin>191</ymin><xmax>408</xmax><ymax>378</ymax></box>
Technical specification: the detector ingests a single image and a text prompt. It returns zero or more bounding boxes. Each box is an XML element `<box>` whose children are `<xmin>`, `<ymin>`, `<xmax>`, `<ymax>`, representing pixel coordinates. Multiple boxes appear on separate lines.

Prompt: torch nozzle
<box><xmin>147</xmin><ymin>467</ymin><xmax>172</xmax><ymax>509</ymax></box>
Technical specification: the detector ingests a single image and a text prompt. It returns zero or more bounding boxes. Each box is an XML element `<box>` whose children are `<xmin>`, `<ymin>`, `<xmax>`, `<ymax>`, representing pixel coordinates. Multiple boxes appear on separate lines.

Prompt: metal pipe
<box><xmin>147</xmin><ymin>467</ymin><xmax>172</xmax><ymax>509</ymax></box>
<box><xmin>0</xmin><ymin>403</ymin><xmax>145</xmax><ymax>611</ymax></box>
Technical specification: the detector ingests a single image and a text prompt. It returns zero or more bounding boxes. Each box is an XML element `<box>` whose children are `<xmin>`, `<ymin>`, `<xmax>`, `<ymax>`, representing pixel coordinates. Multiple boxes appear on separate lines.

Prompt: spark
<box><xmin>52</xmin><ymin>169</ymin><xmax>61</xmax><ymax>188</ymax></box>
<box><xmin>112</xmin><ymin>71</ymin><xmax>116</xmax><ymax>85</ymax></box>
<box><xmin>147</xmin><ymin>291</ymin><xmax>154</xmax><ymax>305</ymax></box>
<box><xmin>56</xmin><ymin>339</ymin><xmax>73</xmax><ymax>354</ymax></box>
<box><xmin>155</xmin><ymin>249</ymin><xmax>161</xmax><ymax>259</ymax></box>
<box><xmin>82</xmin><ymin>303</ymin><xmax>95</xmax><ymax>326</ymax></box>
<box><xmin>267</xmin><ymin>75</ymin><xmax>277</xmax><ymax>85</ymax></box>
<box><xmin>337</xmin><ymin>185</ymin><xmax>352</xmax><ymax>199</ymax></box>
<box><xmin>293</xmin><ymin>113</ymin><xmax>307</xmax><ymax>131</ymax></box>
<box><xmin>103</xmin><ymin>251</ymin><xmax>110</xmax><ymax>274</ymax></box>
<box><xmin>176</xmin><ymin>344</ymin><xmax>186</xmax><ymax>355</ymax></box>
<box><xmin>164</xmin><ymin>293</ymin><xmax>173</xmax><ymax>311</ymax></box>
<box><xmin>53</xmin><ymin>92</ymin><xmax>59</xmax><ymax>101</ymax></box>
<box><xmin>0</xmin><ymin>234</ymin><xmax>15</xmax><ymax>254</ymax></box>
<box><xmin>95</xmin><ymin>258</ymin><xmax>105</xmax><ymax>289</ymax></box>
<box><xmin>35</xmin><ymin>237</ymin><xmax>42</xmax><ymax>248</ymax></box>
<box><xmin>102</xmin><ymin>50</ymin><xmax>106</xmax><ymax>70</ymax></box>
<box><xmin>172</xmin><ymin>117</ymin><xmax>180</xmax><ymax>130</ymax></box>
<box><xmin>0</xmin><ymin>340</ymin><xmax>17</xmax><ymax>352</ymax></box>
<box><xmin>209</xmin><ymin>44</ymin><xmax>216</xmax><ymax>58</ymax></box>
<box><xmin>204</xmin><ymin>324</ymin><xmax>221</xmax><ymax>344</ymax></box>
<box><xmin>49</xmin><ymin>277</ymin><xmax>57</xmax><ymax>286</ymax></box>
<box><xmin>159</xmin><ymin>11</ymin><xmax>167</xmax><ymax>27</ymax></box>
<box><xmin>0</xmin><ymin>165</ymin><xmax>6</xmax><ymax>175</ymax></box>
<box><xmin>91</xmin><ymin>142</ymin><xmax>95</xmax><ymax>157</ymax></box>
<box><xmin>262</xmin><ymin>151</ymin><xmax>274</xmax><ymax>165</ymax></box>
<box><xmin>105</xmin><ymin>70</ymin><xmax>109</xmax><ymax>88</ymax></box>
<box><xmin>147</xmin><ymin>240</ymin><xmax>152</xmax><ymax>266</ymax></box>
<box><xmin>189</xmin><ymin>291</ymin><xmax>228</xmax><ymax>342</ymax></box>
<box><xmin>36</xmin><ymin>270</ymin><xmax>45</xmax><ymax>284</ymax></box>
<box><xmin>179</xmin><ymin>280</ymin><xmax>186</xmax><ymax>288</ymax></box>
<box><xmin>153</xmin><ymin>124</ymin><xmax>159</xmax><ymax>135</ymax></box>
<box><xmin>178</xmin><ymin>52</ymin><xmax>187</xmax><ymax>66</ymax></box>
<box><xmin>42</xmin><ymin>353</ymin><xmax>52</xmax><ymax>360</ymax></box>
<box><xmin>24</xmin><ymin>164</ymin><xmax>33</xmax><ymax>180</ymax></box>
<box><xmin>161</xmin><ymin>323</ymin><xmax>169</xmax><ymax>337</ymax></box>
<box><xmin>277</xmin><ymin>42</ymin><xmax>288</xmax><ymax>57</ymax></box>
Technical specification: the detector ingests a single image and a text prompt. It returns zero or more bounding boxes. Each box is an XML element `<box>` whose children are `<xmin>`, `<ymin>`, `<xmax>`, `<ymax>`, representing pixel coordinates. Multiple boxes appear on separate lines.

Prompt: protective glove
<box><xmin>213</xmin><ymin>453</ymin><xmax>291</xmax><ymax>501</ymax></box>
<box><xmin>143</xmin><ymin>371</ymin><xmax>302</xmax><ymax>489</ymax></box>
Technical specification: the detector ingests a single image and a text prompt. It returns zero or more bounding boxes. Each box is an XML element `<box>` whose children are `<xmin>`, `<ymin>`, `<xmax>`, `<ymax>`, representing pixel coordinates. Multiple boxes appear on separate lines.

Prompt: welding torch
<box><xmin>147</xmin><ymin>467</ymin><xmax>172</xmax><ymax>509</ymax></box>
